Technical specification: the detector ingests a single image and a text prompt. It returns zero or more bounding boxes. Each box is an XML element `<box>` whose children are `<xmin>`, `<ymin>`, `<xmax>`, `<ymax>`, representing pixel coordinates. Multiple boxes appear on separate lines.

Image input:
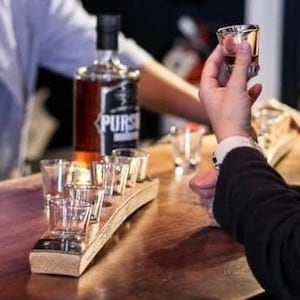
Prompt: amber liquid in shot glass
<box><xmin>217</xmin><ymin>24</ymin><xmax>260</xmax><ymax>78</ymax></box>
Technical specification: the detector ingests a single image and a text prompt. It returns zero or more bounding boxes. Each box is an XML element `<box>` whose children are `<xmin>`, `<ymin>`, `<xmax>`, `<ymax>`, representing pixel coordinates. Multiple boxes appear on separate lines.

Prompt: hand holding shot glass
<box><xmin>216</xmin><ymin>24</ymin><xmax>260</xmax><ymax>78</ymax></box>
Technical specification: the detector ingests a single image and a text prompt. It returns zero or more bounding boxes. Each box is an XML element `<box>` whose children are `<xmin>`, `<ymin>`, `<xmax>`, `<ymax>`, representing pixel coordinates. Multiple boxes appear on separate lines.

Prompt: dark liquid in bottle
<box><xmin>73</xmin><ymin>73</ymin><xmax>139</xmax><ymax>165</ymax></box>
<box><xmin>73</xmin><ymin>15</ymin><xmax>140</xmax><ymax>166</ymax></box>
<box><xmin>73</xmin><ymin>78</ymin><xmax>119</xmax><ymax>164</ymax></box>
<box><xmin>73</xmin><ymin>79</ymin><xmax>102</xmax><ymax>164</ymax></box>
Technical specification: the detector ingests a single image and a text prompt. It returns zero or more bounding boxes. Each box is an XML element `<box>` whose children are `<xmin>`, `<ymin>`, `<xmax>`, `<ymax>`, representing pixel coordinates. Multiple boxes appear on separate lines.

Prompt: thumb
<box><xmin>189</xmin><ymin>169</ymin><xmax>218</xmax><ymax>190</ymax></box>
<box><xmin>228</xmin><ymin>41</ymin><xmax>252</xmax><ymax>86</ymax></box>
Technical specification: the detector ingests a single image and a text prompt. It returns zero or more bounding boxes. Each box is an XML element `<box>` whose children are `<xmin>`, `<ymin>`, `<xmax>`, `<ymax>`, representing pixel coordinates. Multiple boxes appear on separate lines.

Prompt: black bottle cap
<box><xmin>96</xmin><ymin>15</ymin><xmax>121</xmax><ymax>50</ymax></box>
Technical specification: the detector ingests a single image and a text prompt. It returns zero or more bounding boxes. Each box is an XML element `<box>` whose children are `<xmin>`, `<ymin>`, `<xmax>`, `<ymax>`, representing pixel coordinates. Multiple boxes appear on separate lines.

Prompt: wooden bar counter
<box><xmin>1</xmin><ymin>134</ymin><xmax>299</xmax><ymax>300</ymax></box>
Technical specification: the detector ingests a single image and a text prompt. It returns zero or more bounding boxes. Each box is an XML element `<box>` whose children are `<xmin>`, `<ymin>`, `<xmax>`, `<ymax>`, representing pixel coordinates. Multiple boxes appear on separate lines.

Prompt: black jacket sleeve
<box><xmin>214</xmin><ymin>147</ymin><xmax>300</xmax><ymax>300</ymax></box>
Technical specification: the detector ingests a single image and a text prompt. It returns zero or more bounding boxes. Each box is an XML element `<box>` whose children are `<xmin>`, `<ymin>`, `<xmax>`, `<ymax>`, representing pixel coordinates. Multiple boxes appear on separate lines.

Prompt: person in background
<box><xmin>189</xmin><ymin>42</ymin><xmax>300</xmax><ymax>299</ymax></box>
<box><xmin>0</xmin><ymin>0</ymin><xmax>208</xmax><ymax>180</ymax></box>
<box><xmin>79</xmin><ymin>0</ymin><xmax>244</xmax><ymax>142</ymax></box>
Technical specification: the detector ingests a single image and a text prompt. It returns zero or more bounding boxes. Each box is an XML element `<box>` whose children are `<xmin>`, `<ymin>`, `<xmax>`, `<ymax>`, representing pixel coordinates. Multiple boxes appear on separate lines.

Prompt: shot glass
<box><xmin>91</xmin><ymin>158</ymin><xmax>115</xmax><ymax>198</ymax></box>
<box><xmin>216</xmin><ymin>24</ymin><xmax>260</xmax><ymax>77</ymax></box>
<box><xmin>112</xmin><ymin>148</ymin><xmax>150</xmax><ymax>183</ymax></box>
<box><xmin>64</xmin><ymin>184</ymin><xmax>105</xmax><ymax>223</ymax></box>
<box><xmin>48</xmin><ymin>198</ymin><xmax>92</xmax><ymax>241</ymax></box>
<box><xmin>170</xmin><ymin>124</ymin><xmax>206</xmax><ymax>175</ymax></box>
<box><xmin>70</xmin><ymin>163</ymin><xmax>92</xmax><ymax>185</ymax></box>
<box><xmin>40</xmin><ymin>159</ymin><xmax>74</xmax><ymax>207</ymax></box>
<box><xmin>135</xmin><ymin>149</ymin><xmax>150</xmax><ymax>182</ymax></box>
<box><xmin>91</xmin><ymin>155</ymin><xmax>129</xmax><ymax>196</ymax></box>
<box><xmin>112</xmin><ymin>149</ymin><xmax>140</xmax><ymax>187</ymax></box>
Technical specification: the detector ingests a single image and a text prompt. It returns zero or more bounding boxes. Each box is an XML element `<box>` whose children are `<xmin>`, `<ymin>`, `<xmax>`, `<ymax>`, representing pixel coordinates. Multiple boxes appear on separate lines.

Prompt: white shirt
<box><xmin>0</xmin><ymin>0</ymin><xmax>152</xmax><ymax>179</ymax></box>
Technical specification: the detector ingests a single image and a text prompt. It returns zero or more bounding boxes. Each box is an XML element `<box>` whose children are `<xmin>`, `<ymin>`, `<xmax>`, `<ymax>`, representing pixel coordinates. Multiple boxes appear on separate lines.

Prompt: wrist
<box><xmin>214</xmin><ymin>127</ymin><xmax>252</xmax><ymax>143</ymax></box>
<box><xmin>212</xmin><ymin>135</ymin><xmax>264</xmax><ymax>170</ymax></box>
<box><xmin>217</xmin><ymin>133</ymin><xmax>251</xmax><ymax>143</ymax></box>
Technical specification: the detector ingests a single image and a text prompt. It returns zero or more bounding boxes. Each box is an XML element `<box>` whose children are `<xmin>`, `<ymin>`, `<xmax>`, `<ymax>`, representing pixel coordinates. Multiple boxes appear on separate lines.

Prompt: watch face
<box><xmin>212</xmin><ymin>153</ymin><xmax>221</xmax><ymax>171</ymax></box>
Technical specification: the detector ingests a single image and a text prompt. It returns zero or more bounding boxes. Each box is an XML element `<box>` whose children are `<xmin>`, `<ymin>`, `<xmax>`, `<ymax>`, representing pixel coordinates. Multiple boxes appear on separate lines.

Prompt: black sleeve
<box><xmin>214</xmin><ymin>147</ymin><xmax>300</xmax><ymax>299</ymax></box>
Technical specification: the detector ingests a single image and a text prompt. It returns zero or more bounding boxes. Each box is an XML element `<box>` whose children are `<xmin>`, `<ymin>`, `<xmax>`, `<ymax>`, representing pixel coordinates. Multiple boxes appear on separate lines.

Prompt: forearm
<box><xmin>214</xmin><ymin>147</ymin><xmax>300</xmax><ymax>299</ymax></box>
<box><xmin>138</xmin><ymin>58</ymin><xmax>210</xmax><ymax>125</ymax></box>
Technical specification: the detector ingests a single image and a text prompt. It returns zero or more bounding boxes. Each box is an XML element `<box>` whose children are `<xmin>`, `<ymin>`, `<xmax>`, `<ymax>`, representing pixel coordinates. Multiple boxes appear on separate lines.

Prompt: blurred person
<box><xmin>0</xmin><ymin>0</ymin><xmax>208</xmax><ymax>179</ymax></box>
<box><xmin>189</xmin><ymin>42</ymin><xmax>300</xmax><ymax>299</ymax></box>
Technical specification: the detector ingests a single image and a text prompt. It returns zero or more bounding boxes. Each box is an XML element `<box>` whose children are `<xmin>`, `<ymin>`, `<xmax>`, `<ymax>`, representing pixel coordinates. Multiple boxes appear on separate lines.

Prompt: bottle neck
<box><xmin>95</xmin><ymin>49</ymin><xmax>120</xmax><ymax>65</ymax></box>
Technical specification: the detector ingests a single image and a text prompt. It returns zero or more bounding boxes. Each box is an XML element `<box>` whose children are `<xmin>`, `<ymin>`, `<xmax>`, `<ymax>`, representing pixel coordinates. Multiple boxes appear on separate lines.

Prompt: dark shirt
<box><xmin>214</xmin><ymin>147</ymin><xmax>300</xmax><ymax>300</ymax></box>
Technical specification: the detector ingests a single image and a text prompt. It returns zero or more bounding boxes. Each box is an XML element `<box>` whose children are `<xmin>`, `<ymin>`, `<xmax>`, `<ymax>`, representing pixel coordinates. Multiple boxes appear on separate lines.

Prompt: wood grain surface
<box><xmin>1</xmin><ymin>134</ymin><xmax>295</xmax><ymax>299</ymax></box>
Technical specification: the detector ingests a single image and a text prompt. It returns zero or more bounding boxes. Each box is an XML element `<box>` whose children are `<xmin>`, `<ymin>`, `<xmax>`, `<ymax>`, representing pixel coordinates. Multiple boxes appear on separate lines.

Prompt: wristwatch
<box><xmin>212</xmin><ymin>136</ymin><xmax>264</xmax><ymax>171</ymax></box>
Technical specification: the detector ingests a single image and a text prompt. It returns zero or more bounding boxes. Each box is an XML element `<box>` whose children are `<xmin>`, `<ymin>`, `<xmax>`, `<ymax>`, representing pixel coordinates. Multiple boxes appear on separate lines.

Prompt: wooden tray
<box><xmin>29</xmin><ymin>177</ymin><xmax>159</xmax><ymax>277</ymax></box>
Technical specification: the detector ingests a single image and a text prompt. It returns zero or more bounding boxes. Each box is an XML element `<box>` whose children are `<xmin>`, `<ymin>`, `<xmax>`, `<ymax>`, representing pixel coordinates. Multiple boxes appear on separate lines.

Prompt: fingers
<box><xmin>189</xmin><ymin>169</ymin><xmax>218</xmax><ymax>189</ymax></box>
<box><xmin>189</xmin><ymin>169</ymin><xmax>218</xmax><ymax>199</ymax></box>
<box><xmin>248</xmin><ymin>83</ymin><xmax>263</xmax><ymax>104</ymax></box>
<box><xmin>190</xmin><ymin>170</ymin><xmax>219</xmax><ymax>227</ymax></box>
<box><xmin>200</xmin><ymin>44</ymin><xmax>224</xmax><ymax>90</ymax></box>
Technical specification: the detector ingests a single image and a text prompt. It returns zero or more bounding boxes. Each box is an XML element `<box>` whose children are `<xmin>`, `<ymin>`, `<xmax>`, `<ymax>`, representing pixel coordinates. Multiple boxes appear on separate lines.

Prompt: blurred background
<box><xmin>31</xmin><ymin>0</ymin><xmax>299</xmax><ymax>167</ymax></box>
<box><xmin>35</xmin><ymin>0</ymin><xmax>243</xmax><ymax>157</ymax></box>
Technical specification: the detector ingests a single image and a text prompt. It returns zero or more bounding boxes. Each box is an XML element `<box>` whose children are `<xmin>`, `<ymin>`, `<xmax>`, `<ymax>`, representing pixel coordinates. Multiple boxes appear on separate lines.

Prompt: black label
<box><xmin>95</xmin><ymin>80</ymin><xmax>140</xmax><ymax>154</ymax></box>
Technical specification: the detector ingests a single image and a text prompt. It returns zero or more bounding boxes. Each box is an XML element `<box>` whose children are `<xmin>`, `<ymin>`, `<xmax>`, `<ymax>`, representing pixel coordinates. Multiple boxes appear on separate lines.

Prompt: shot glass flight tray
<box><xmin>29</xmin><ymin>177</ymin><xmax>159</xmax><ymax>277</ymax></box>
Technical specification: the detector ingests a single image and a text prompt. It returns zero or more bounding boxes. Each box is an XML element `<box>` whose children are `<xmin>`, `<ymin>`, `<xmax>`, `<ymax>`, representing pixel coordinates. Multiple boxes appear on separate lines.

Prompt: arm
<box><xmin>38</xmin><ymin>1</ymin><xmax>152</xmax><ymax>77</ymax></box>
<box><xmin>216</xmin><ymin>147</ymin><xmax>300</xmax><ymax>299</ymax></box>
<box><xmin>38</xmin><ymin>0</ymin><xmax>96</xmax><ymax>75</ymax></box>
<box><xmin>138</xmin><ymin>59</ymin><xmax>209</xmax><ymax>124</ymax></box>
<box><xmin>190</xmin><ymin>42</ymin><xmax>300</xmax><ymax>298</ymax></box>
<box><xmin>37</xmin><ymin>0</ymin><xmax>209</xmax><ymax>125</ymax></box>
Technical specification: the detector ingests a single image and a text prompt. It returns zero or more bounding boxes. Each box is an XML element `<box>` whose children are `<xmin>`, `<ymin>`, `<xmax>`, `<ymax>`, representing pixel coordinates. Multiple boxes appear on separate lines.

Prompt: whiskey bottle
<box><xmin>73</xmin><ymin>15</ymin><xmax>140</xmax><ymax>164</ymax></box>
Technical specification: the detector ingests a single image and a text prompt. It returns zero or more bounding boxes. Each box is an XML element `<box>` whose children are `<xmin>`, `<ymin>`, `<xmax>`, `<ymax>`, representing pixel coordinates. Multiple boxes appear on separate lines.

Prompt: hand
<box><xmin>198</xmin><ymin>42</ymin><xmax>263</xmax><ymax>142</ymax></box>
<box><xmin>189</xmin><ymin>169</ymin><xmax>220</xmax><ymax>227</ymax></box>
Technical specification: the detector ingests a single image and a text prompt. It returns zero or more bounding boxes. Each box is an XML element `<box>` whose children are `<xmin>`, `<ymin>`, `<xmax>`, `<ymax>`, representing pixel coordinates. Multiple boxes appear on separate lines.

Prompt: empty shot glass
<box><xmin>112</xmin><ymin>156</ymin><xmax>130</xmax><ymax>194</ymax></box>
<box><xmin>135</xmin><ymin>149</ymin><xmax>150</xmax><ymax>182</ymax></box>
<box><xmin>64</xmin><ymin>184</ymin><xmax>105</xmax><ymax>223</ymax></box>
<box><xmin>90</xmin><ymin>158</ymin><xmax>116</xmax><ymax>198</ymax></box>
<box><xmin>70</xmin><ymin>163</ymin><xmax>92</xmax><ymax>185</ymax></box>
<box><xmin>170</xmin><ymin>123</ymin><xmax>206</xmax><ymax>175</ymax></box>
<box><xmin>40</xmin><ymin>159</ymin><xmax>74</xmax><ymax>207</ymax></box>
<box><xmin>112</xmin><ymin>148</ymin><xmax>150</xmax><ymax>183</ymax></box>
<box><xmin>91</xmin><ymin>155</ymin><xmax>129</xmax><ymax>196</ymax></box>
<box><xmin>48</xmin><ymin>198</ymin><xmax>92</xmax><ymax>241</ymax></box>
<box><xmin>216</xmin><ymin>24</ymin><xmax>260</xmax><ymax>78</ymax></box>
<box><xmin>112</xmin><ymin>148</ymin><xmax>140</xmax><ymax>187</ymax></box>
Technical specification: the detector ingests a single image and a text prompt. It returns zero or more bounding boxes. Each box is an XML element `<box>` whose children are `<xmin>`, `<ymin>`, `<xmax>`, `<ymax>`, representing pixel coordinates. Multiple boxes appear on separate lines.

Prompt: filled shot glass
<box><xmin>216</xmin><ymin>24</ymin><xmax>260</xmax><ymax>77</ymax></box>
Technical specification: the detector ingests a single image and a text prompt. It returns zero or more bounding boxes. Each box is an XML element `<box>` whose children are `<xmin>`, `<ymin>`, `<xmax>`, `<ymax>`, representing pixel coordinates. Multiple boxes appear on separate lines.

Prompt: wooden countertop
<box><xmin>2</xmin><ymin>134</ymin><xmax>297</xmax><ymax>300</ymax></box>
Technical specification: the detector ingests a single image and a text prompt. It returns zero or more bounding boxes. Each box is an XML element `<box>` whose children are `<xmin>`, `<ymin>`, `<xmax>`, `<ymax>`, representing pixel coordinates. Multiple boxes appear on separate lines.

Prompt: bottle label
<box><xmin>95</xmin><ymin>80</ymin><xmax>140</xmax><ymax>154</ymax></box>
